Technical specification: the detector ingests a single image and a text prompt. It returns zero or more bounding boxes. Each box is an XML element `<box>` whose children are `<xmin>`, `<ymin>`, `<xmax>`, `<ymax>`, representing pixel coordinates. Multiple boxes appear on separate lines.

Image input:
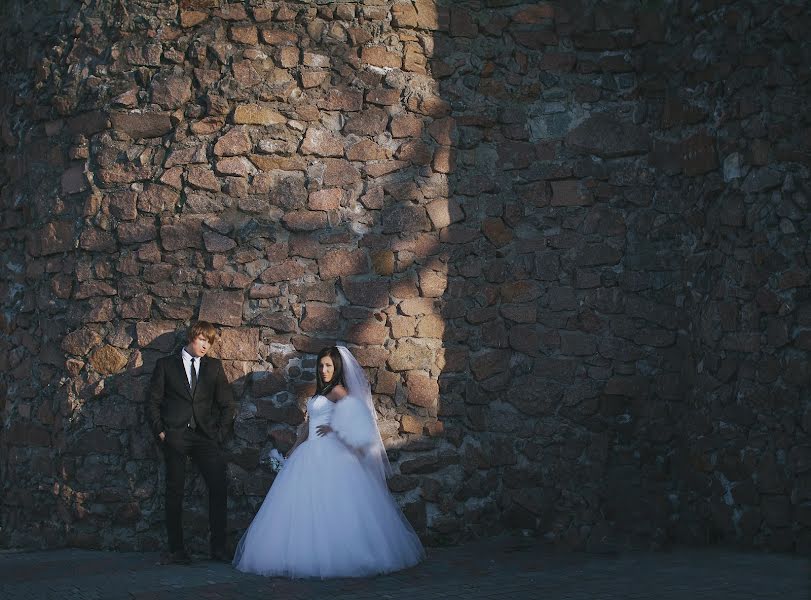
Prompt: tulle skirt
<box><xmin>232</xmin><ymin>434</ymin><xmax>425</xmax><ymax>578</ymax></box>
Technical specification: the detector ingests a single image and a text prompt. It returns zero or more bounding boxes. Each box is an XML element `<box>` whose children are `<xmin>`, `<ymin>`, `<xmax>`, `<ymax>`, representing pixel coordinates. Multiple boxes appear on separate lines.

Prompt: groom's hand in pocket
<box><xmin>158</xmin><ymin>431</ymin><xmax>166</xmax><ymax>443</ymax></box>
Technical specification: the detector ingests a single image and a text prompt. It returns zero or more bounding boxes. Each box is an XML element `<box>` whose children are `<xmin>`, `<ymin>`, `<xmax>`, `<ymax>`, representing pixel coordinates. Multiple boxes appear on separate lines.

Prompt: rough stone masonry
<box><xmin>0</xmin><ymin>0</ymin><xmax>809</xmax><ymax>554</ymax></box>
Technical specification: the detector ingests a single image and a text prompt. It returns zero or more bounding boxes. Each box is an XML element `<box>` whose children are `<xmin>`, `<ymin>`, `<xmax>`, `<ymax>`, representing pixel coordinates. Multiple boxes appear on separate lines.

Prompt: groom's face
<box><xmin>187</xmin><ymin>334</ymin><xmax>211</xmax><ymax>357</ymax></box>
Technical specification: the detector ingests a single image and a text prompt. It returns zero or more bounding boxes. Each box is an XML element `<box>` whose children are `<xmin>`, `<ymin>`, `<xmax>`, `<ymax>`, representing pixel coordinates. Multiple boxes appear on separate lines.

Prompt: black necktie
<box><xmin>188</xmin><ymin>357</ymin><xmax>198</xmax><ymax>430</ymax></box>
<box><xmin>190</xmin><ymin>357</ymin><xmax>198</xmax><ymax>395</ymax></box>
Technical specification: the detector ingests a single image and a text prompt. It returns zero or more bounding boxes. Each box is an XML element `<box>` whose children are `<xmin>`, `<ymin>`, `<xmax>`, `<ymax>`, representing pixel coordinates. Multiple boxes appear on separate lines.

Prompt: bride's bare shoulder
<box><xmin>326</xmin><ymin>385</ymin><xmax>348</xmax><ymax>402</ymax></box>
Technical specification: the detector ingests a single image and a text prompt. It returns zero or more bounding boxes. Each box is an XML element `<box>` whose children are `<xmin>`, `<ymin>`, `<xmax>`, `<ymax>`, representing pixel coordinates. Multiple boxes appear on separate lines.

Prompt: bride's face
<box><xmin>319</xmin><ymin>356</ymin><xmax>335</xmax><ymax>384</ymax></box>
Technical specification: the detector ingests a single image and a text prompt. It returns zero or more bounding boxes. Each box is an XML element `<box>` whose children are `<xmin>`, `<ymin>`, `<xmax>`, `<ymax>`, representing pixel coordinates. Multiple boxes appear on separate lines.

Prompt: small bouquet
<box><xmin>268</xmin><ymin>448</ymin><xmax>286</xmax><ymax>473</ymax></box>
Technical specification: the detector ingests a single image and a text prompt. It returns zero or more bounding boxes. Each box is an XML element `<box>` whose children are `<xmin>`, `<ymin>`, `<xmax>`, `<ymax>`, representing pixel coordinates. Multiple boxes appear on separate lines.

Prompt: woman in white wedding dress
<box><xmin>233</xmin><ymin>346</ymin><xmax>425</xmax><ymax>578</ymax></box>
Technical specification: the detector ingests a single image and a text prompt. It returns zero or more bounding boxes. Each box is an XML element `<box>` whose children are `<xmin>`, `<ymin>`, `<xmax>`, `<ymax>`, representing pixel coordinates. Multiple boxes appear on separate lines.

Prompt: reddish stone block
<box><xmin>160</xmin><ymin>219</ymin><xmax>203</xmax><ymax>251</ymax></box>
<box><xmin>301</xmin><ymin>70</ymin><xmax>329</xmax><ymax>89</ymax></box>
<box><xmin>230</xmin><ymin>25</ymin><xmax>258</xmax><ymax>45</ymax></box>
<box><xmin>118</xmin><ymin>220</ymin><xmax>157</xmax><ymax>244</ymax></box>
<box><xmin>318</xmin><ymin>88</ymin><xmax>363</xmax><ymax>111</ymax></box>
<box><xmin>62</xmin><ymin>329</ymin><xmax>103</xmax><ymax>356</ymax></box>
<box><xmin>139</xmin><ymin>184</ymin><xmax>180</xmax><ymax>214</ymax></box>
<box><xmin>361</xmin><ymin>46</ymin><xmax>402</xmax><ymax>68</ymax></box>
<box><xmin>364</xmin><ymin>160</ymin><xmax>409</xmax><ymax>177</ymax></box>
<box><xmin>233</xmin><ymin>104</ymin><xmax>285</xmax><ymax>125</ymax></box>
<box><xmin>346</xmin><ymin>139</ymin><xmax>388</xmax><ymax>161</ymax></box>
<box><xmin>198</xmin><ymin>291</ymin><xmax>244</xmax><ymax>327</ymax></box>
<box><xmin>382</xmin><ymin>204</ymin><xmax>430</xmax><ymax>234</ymax></box>
<box><xmin>400</xmin><ymin>414</ymin><xmax>425</xmax><ymax>434</ymax></box>
<box><xmin>275</xmin><ymin>45</ymin><xmax>299</xmax><ymax>68</ymax></box>
<box><xmin>308</xmin><ymin>188</ymin><xmax>342</xmax><ymax>211</ymax></box>
<box><xmin>215</xmin><ymin>156</ymin><xmax>256</xmax><ymax>177</ymax></box>
<box><xmin>346</xmin><ymin>320</ymin><xmax>388</xmax><ymax>345</ymax></box>
<box><xmin>135</xmin><ymin>321</ymin><xmax>177</xmax><ymax>351</ymax></box>
<box><xmin>390</xmin><ymin>315</ymin><xmax>417</xmax><ymax>339</ymax></box>
<box><xmin>390</xmin><ymin>114</ymin><xmax>424</xmax><ymax>138</ymax></box>
<box><xmin>405</xmin><ymin>370</ymin><xmax>440</xmax><ymax>408</ymax></box>
<box><xmin>190</xmin><ymin>116</ymin><xmax>226</xmax><ymax>135</ymax></box>
<box><xmin>299</xmin><ymin>303</ymin><xmax>339</xmax><ymax>332</ymax></box>
<box><xmin>429</xmin><ymin>144</ymin><xmax>454</xmax><ymax>173</ymax></box>
<box><xmin>366</xmin><ymin>88</ymin><xmax>401</xmax><ymax>106</ymax></box>
<box><xmin>416</xmin><ymin>314</ymin><xmax>444</xmax><ymax>338</ymax></box>
<box><xmin>203</xmin><ymin>231</ymin><xmax>236</xmax><ymax>253</ymax></box>
<box><xmin>392</xmin><ymin>2</ymin><xmax>418</xmax><ymax>27</ymax></box>
<box><xmin>214</xmin><ymin>3</ymin><xmax>247</xmax><ymax>20</ymax></box>
<box><xmin>418</xmin><ymin>269</ymin><xmax>447</xmax><ymax>297</ymax></box>
<box><xmin>261</xmin><ymin>29</ymin><xmax>298</xmax><ymax>45</ymax></box>
<box><xmin>121</xmin><ymin>296</ymin><xmax>152</xmax><ymax>319</ymax></box>
<box><xmin>300</xmin><ymin>128</ymin><xmax>344</xmax><ymax>157</ymax></box>
<box><xmin>260</xmin><ymin>259</ymin><xmax>307</xmax><ymax>283</ymax></box>
<box><xmin>425</xmin><ymin>199</ymin><xmax>463</xmax><ymax>230</ymax></box>
<box><xmin>341</xmin><ymin>277</ymin><xmax>390</xmax><ymax>308</ymax></box>
<box><xmin>414</xmin><ymin>0</ymin><xmax>449</xmax><ymax>31</ymax></box>
<box><xmin>79</xmin><ymin>228</ymin><xmax>116</xmax><ymax>253</ymax></box>
<box><xmin>150</xmin><ymin>74</ymin><xmax>192</xmax><ymax>110</ymax></box>
<box><xmin>323</xmin><ymin>159</ymin><xmax>361</xmax><ymax>186</ymax></box>
<box><xmin>110</xmin><ymin>112</ymin><xmax>172</xmax><ymax>139</ymax></box>
<box><xmin>427</xmin><ymin>117</ymin><xmax>456</xmax><ymax>146</ymax></box>
<box><xmin>180</xmin><ymin>10</ymin><xmax>207</xmax><ymax>27</ymax></box>
<box><xmin>187</xmin><ymin>166</ymin><xmax>220</xmax><ymax>192</ymax></box>
<box><xmin>400</xmin><ymin>297</ymin><xmax>437</xmax><ymax>316</ymax></box>
<box><xmin>89</xmin><ymin>345</ymin><xmax>128</xmax><ymax>375</ymax></box>
<box><xmin>396</xmin><ymin>139</ymin><xmax>433</xmax><ymax>165</ymax></box>
<box><xmin>319</xmin><ymin>248</ymin><xmax>368</xmax><ymax>279</ymax></box>
<box><xmin>280</xmin><ymin>211</ymin><xmax>327</xmax><ymax>232</ymax></box>
<box><xmin>107</xmin><ymin>191</ymin><xmax>137</xmax><ymax>221</ymax></box>
<box><xmin>214</xmin><ymin>127</ymin><xmax>252</xmax><ymax>157</ymax></box>
<box><xmin>343</xmin><ymin>107</ymin><xmax>389</xmax><ymax>136</ymax></box>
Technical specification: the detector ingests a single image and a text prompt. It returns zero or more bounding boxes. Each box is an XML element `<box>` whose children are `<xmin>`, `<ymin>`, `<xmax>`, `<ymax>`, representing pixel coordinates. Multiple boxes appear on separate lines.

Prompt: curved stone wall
<box><xmin>0</xmin><ymin>0</ymin><xmax>809</xmax><ymax>553</ymax></box>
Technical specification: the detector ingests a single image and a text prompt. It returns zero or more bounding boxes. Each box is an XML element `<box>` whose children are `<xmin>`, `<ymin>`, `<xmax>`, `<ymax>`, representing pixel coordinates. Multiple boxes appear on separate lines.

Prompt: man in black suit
<box><xmin>148</xmin><ymin>321</ymin><xmax>234</xmax><ymax>564</ymax></box>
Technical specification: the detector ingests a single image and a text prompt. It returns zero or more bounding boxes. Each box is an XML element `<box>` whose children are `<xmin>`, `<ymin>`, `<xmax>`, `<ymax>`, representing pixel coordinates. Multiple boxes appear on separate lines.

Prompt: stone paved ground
<box><xmin>1</xmin><ymin>536</ymin><xmax>808</xmax><ymax>600</ymax></box>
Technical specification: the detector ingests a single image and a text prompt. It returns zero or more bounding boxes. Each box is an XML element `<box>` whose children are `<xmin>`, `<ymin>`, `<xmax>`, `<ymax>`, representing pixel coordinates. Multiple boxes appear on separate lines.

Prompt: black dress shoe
<box><xmin>160</xmin><ymin>550</ymin><xmax>192</xmax><ymax>565</ymax></box>
<box><xmin>210</xmin><ymin>547</ymin><xmax>231</xmax><ymax>562</ymax></box>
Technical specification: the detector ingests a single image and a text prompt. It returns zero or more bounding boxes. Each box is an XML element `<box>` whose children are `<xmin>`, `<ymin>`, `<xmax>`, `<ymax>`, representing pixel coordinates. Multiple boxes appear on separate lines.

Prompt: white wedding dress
<box><xmin>232</xmin><ymin>393</ymin><xmax>425</xmax><ymax>578</ymax></box>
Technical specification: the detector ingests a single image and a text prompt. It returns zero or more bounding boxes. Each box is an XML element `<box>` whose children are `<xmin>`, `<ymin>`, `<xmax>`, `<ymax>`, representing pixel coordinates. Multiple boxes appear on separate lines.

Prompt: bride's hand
<box><xmin>316</xmin><ymin>424</ymin><xmax>333</xmax><ymax>437</ymax></box>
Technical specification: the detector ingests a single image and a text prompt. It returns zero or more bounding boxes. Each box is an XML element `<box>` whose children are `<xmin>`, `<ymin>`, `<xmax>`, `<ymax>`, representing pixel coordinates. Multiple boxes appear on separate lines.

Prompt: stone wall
<box><xmin>0</xmin><ymin>0</ymin><xmax>809</xmax><ymax>553</ymax></box>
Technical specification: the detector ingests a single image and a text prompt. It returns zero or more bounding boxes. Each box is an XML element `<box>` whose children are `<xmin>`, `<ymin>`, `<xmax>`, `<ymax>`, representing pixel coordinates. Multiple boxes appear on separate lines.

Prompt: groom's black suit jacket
<box><xmin>147</xmin><ymin>352</ymin><xmax>234</xmax><ymax>442</ymax></box>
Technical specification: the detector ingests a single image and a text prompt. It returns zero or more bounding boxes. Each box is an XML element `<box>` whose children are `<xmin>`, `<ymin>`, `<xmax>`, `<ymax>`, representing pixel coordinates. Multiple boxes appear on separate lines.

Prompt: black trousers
<box><xmin>162</xmin><ymin>426</ymin><xmax>226</xmax><ymax>553</ymax></box>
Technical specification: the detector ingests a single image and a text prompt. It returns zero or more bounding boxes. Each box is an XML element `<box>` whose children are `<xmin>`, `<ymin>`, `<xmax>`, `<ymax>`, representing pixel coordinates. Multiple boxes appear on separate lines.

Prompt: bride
<box><xmin>232</xmin><ymin>345</ymin><xmax>425</xmax><ymax>578</ymax></box>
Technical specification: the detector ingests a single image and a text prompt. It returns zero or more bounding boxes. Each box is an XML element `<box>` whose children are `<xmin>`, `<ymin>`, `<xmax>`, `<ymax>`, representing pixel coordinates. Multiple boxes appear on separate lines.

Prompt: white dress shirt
<box><xmin>181</xmin><ymin>348</ymin><xmax>200</xmax><ymax>389</ymax></box>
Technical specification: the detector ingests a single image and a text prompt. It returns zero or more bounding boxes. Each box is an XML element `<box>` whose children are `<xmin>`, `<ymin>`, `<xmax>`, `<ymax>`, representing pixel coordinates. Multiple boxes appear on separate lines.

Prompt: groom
<box><xmin>148</xmin><ymin>320</ymin><xmax>234</xmax><ymax>564</ymax></box>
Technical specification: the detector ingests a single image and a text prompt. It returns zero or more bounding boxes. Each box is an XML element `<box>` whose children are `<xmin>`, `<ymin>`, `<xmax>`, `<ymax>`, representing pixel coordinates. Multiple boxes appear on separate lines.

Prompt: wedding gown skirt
<box><xmin>233</xmin><ymin>394</ymin><xmax>425</xmax><ymax>578</ymax></box>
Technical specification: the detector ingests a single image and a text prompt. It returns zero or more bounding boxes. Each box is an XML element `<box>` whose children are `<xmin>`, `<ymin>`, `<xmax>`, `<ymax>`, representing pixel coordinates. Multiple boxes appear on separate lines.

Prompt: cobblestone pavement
<box><xmin>1</xmin><ymin>536</ymin><xmax>808</xmax><ymax>600</ymax></box>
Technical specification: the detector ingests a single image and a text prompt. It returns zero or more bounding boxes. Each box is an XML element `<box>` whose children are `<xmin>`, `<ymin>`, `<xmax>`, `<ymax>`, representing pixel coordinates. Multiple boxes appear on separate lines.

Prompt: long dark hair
<box><xmin>315</xmin><ymin>346</ymin><xmax>345</xmax><ymax>396</ymax></box>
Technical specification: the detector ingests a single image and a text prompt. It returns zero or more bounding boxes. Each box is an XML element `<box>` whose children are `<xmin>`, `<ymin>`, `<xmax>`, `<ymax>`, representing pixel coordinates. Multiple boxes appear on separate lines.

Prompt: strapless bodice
<box><xmin>307</xmin><ymin>394</ymin><xmax>334</xmax><ymax>437</ymax></box>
